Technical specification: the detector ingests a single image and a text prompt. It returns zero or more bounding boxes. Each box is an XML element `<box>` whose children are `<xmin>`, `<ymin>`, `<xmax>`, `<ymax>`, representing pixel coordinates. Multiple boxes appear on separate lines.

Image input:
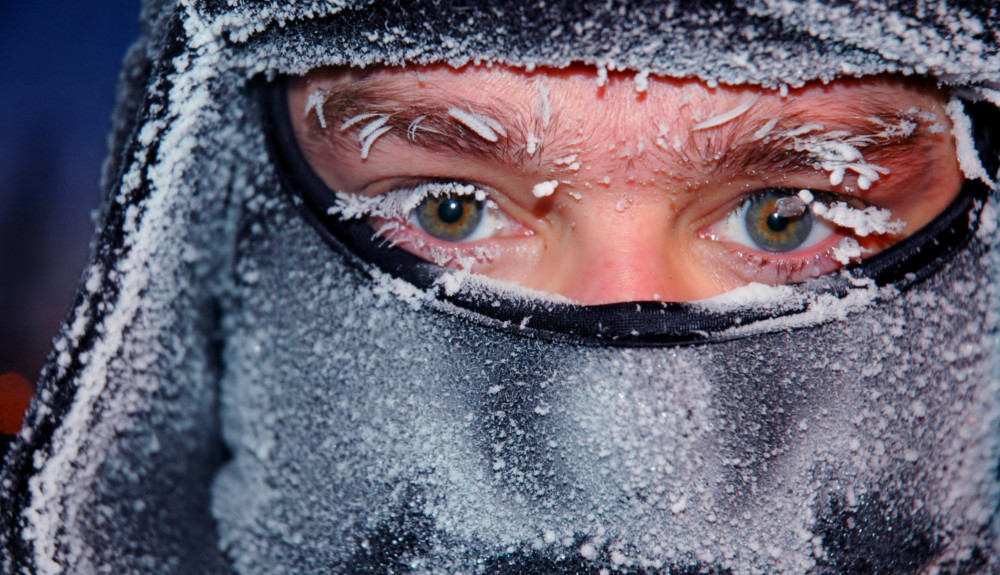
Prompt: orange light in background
<box><xmin>0</xmin><ymin>372</ymin><xmax>34</xmax><ymax>435</ymax></box>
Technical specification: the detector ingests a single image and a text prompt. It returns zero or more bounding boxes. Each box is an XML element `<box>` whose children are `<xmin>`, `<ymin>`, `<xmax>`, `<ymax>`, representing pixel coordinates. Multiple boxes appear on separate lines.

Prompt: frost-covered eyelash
<box><xmin>327</xmin><ymin>182</ymin><xmax>487</xmax><ymax>221</ymax></box>
<box><xmin>793</xmin><ymin>189</ymin><xmax>904</xmax><ymax>236</ymax></box>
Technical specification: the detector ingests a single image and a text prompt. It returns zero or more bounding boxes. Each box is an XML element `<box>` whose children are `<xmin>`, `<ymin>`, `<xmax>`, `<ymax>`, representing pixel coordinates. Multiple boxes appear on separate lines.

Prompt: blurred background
<box><xmin>0</xmin><ymin>1</ymin><xmax>139</xmax><ymax>435</ymax></box>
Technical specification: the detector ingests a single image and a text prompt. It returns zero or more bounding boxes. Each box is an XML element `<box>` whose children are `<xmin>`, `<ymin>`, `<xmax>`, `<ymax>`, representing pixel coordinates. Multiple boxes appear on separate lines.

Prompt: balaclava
<box><xmin>2</xmin><ymin>1</ymin><xmax>1000</xmax><ymax>574</ymax></box>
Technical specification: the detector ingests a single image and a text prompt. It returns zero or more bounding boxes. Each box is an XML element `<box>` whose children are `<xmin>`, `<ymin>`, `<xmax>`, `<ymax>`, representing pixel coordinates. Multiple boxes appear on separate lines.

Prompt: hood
<box><xmin>2</xmin><ymin>1</ymin><xmax>1000</xmax><ymax>574</ymax></box>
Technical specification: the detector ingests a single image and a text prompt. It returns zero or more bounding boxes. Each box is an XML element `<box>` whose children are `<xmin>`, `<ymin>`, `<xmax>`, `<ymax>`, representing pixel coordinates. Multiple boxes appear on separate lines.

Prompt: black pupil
<box><xmin>437</xmin><ymin>199</ymin><xmax>465</xmax><ymax>224</ymax></box>
<box><xmin>766</xmin><ymin>212</ymin><xmax>790</xmax><ymax>232</ymax></box>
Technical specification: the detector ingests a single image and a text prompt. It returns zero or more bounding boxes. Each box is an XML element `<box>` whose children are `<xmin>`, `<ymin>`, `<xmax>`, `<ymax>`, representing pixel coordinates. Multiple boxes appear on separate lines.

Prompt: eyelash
<box><xmin>365</xmin><ymin>181</ymin><xmax>526</xmax><ymax>266</ymax></box>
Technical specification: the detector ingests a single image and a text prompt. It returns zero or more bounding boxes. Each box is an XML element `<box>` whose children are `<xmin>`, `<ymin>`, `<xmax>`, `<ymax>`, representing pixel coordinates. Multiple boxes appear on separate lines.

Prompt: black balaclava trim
<box><xmin>263</xmin><ymin>80</ymin><xmax>990</xmax><ymax>346</ymax></box>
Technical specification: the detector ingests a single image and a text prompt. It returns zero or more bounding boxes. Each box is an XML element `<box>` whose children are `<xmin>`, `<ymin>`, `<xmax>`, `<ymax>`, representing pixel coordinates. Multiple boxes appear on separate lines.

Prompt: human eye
<box><xmin>702</xmin><ymin>188</ymin><xmax>902</xmax><ymax>285</ymax></box>
<box><xmin>332</xmin><ymin>180</ymin><xmax>530</xmax><ymax>268</ymax></box>
<box><xmin>410</xmin><ymin>185</ymin><xmax>498</xmax><ymax>242</ymax></box>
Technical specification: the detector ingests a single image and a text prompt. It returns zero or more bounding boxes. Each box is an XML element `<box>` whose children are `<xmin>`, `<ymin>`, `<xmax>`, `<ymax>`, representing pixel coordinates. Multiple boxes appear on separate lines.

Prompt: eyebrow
<box><xmin>676</xmin><ymin>106</ymin><xmax>937</xmax><ymax>181</ymax></box>
<box><xmin>305</xmin><ymin>80</ymin><xmax>563</xmax><ymax>170</ymax></box>
<box><xmin>303</xmin><ymin>77</ymin><xmax>944</xmax><ymax>183</ymax></box>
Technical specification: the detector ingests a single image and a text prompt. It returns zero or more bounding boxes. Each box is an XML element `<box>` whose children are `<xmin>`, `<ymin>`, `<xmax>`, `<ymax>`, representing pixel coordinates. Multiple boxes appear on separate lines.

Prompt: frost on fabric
<box><xmin>217</xmin><ymin>194</ymin><xmax>1000</xmax><ymax>572</ymax></box>
<box><xmin>948</xmin><ymin>98</ymin><xmax>997</xmax><ymax>188</ymax></box>
<box><xmin>20</xmin><ymin>1</ymin><xmax>1000</xmax><ymax>575</ymax></box>
<box><xmin>17</xmin><ymin>11</ymin><xmax>235</xmax><ymax>572</ymax></box>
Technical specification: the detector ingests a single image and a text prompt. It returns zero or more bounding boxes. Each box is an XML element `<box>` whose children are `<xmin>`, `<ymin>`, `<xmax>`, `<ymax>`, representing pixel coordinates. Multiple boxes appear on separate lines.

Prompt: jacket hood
<box><xmin>3</xmin><ymin>1</ymin><xmax>1000</xmax><ymax>574</ymax></box>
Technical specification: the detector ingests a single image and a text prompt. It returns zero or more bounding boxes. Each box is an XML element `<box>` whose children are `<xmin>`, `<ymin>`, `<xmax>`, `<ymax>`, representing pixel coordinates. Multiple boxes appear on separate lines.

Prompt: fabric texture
<box><xmin>2</xmin><ymin>1</ymin><xmax>999</xmax><ymax>573</ymax></box>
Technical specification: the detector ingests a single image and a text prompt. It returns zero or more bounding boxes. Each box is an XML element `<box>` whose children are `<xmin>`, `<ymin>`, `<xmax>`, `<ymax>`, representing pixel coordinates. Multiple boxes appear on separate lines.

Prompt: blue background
<box><xmin>0</xmin><ymin>2</ymin><xmax>140</xmax><ymax>382</ymax></box>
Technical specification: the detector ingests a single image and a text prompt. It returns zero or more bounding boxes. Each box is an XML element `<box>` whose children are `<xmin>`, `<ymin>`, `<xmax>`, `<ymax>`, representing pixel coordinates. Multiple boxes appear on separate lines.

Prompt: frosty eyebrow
<box><xmin>305</xmin><ymin>83</ymin><xmax>544</xmax><ymax>167</ymax></box>
<box><xmin>305</xmin><ymin>79</ymin><xmax>942</xmax><ymax>184</ymax></box>
<box><xmin>665</xmin><ymin>107</ymin><xmax>940</xmax><ymax>185</ymax></box>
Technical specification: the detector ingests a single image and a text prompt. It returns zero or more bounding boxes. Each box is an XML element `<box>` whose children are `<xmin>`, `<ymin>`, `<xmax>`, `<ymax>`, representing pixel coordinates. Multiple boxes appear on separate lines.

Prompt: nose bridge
<box><xmin>551</xmin><ymin>196</ymin><xmax>701</xmax><ymax>304</ymax></box>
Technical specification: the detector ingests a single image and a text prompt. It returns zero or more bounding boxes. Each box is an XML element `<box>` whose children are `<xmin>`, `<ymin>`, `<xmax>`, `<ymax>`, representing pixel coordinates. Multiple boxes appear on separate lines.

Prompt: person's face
<box><xmin>288</xmin><ymin>66</ymin><xmax>961</xmax><ymax>304</ymax></box>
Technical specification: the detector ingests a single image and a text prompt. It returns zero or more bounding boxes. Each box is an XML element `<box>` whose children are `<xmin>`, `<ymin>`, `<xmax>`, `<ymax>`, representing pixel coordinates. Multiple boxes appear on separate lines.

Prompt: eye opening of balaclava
<box><xmin>261</xmin><ymin>78</ymin><xmax>991</xmax><ymax>347</ymax></box>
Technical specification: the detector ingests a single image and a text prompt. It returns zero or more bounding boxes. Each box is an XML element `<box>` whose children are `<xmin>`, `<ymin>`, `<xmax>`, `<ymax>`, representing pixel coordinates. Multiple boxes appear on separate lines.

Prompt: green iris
<box><xmin>745</xmin><ymin>190</ymin><xmax>813</xmax><ymax>252</ymax></box>
<box><xmin>415</xmin><ymin>195</ymin><xmax>486</xmax><ymax>241</ymax></box>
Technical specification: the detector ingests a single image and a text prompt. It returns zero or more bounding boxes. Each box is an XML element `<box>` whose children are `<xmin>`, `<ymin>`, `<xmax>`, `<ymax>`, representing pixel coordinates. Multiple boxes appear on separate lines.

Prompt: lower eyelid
<box><xmin>717</xmin><ymin>232</ymin><xmax>850</xmax><ymax>283</ymax></box>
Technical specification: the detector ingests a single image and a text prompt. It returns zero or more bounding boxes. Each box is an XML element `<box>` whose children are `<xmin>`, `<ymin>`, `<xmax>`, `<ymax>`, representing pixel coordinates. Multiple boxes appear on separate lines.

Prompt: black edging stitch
<box><xmin>262</xmin><ymin>79</ymin><xmax>988</xmax><ymax>348</ymax></box>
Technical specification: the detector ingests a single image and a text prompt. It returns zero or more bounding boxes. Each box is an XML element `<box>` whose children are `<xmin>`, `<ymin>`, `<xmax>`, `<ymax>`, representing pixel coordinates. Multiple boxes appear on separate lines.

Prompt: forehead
<box><xmin>297</xmin><ymin>65</ymin><xmax>945</xmax><ymax>131</ymax></box>
<box><xmin>291</xmin><ymin>65</ymin><xmax>953</xmax><ymax>199</ymax></box>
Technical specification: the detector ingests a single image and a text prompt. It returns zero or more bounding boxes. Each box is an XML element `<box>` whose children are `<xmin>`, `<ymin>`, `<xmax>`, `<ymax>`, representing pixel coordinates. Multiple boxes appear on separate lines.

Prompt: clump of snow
<box><xmin>370</xmin><ymin>268</ymin><xmax>433</xmax><ymax>310</ymax></box>
<box><xmin>595</xmin><ymin>64</ymin><xmax>608</xmax><ymax>87</ymax></box>
<box><xmin>829</xmin><ymin>237</ymin><xmax>869</xmax><ymax>264</ymax></box>
<box><xmin>777</xmin><ymin>123</ymin><xmax>895</xmax><ymax>189</ymax></box>
<box><xmin>697</xmin><ymin>282</ymin><xmax>801</xmax><ymax>312</ymax></box>
<box><xmin>810</xmin><ymin>201</ymin><xmax>904</xmax><ymax>237</ymax></box>
<box><xmin>633</xmin><ymin>69</ymin><xmax>650</xmax><ymax>93</ymax></box>
<box><xmin>532</xmin><ymin>180</ymin><xmax>559</xmax><ymax>198</ymax></box>
<box><xmin>448</xmin><ymin>108</ymin><xmax>507</xmax><ymax>142</ymax></box>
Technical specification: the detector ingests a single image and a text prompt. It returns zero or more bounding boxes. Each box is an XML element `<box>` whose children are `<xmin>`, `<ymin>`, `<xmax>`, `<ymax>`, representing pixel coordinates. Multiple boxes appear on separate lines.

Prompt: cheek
<box><xmin>892</xmin><ymin>162</ymin><xmax>963</xmax><ymax>235</ymax></box>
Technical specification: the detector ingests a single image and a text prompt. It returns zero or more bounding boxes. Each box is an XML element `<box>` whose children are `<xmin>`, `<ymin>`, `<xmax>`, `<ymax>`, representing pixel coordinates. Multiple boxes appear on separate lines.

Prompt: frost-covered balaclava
<box><xmin>3</xmin><ymin>1</ymin><xmax>1000</xmax><ymax>574</ymax></box>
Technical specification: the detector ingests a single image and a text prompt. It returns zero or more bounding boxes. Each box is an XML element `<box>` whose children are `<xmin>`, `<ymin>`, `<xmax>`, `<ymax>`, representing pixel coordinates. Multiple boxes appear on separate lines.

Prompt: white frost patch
<box><xmin>634</xmin><ymin>69</ymin><xmax>650</xmax><ymax>93</ymax></box>
<box><xmin>697</xmin><ymin>282</ymin><xmax>800</xmax><ymax>312</ymax></box>
<box><xmin>358</xmin><ymin>120</ymin><xmax>392</xmax><ymax>160</ymax></box>
<box><xmin>436</xmin><ymin>269</ymin><xmax>470</xmax><ymax>296</ymax></box>
<box><xmin>370</xmin><ymin>268</ymin><xmax>432</xmax><ymax>310</ymax></box>
<box><xmin>670</xmin><ymin>495</ymin><xmax>689</xmax><ymax>515</ymax></box>
<box><xmin>692</xmin><ymin>94</ymin><xmax>760</xmax><ymax>131</ymax></box>
<box><xmin>810</xmin><ymin>201</ymin><xmax>905</xmax><ymax>236</ymax></box>
<box><xmin>780</xmin><ymin>123</ymin><xmax>894</xmax><ymax>189</ymax></box>
<box><xmin>977</xmin><ymin>200</ymin><xmax>998</xmax><ymax>240</ymax></box>
<box><xmin>595</xmin><ymin>64</ymin><xmax>608</xmax><ymax>87</ymax></box>
<box><xmin>532</xmin><ymin>180</ymin><xmax>559</xmax><ymax>198</ymax></box>
<box><xmin>718</xmin><ymin>276</ymin><xmax>889</xmax><ymax>337</ymax></box>
<box><xmin>829</xmin><ymin>237</ymin><xmax>870</xmax><ymax>264</ymax></box>
<box><xmin>448</xmin><ymin>108</ymin><xmax>506</xmax><ymax>142</ymax></box>
<box><xmin>357</xmin><ymin>115</ymin><xmax>391</xmax><ymax>141</ymax></box>
<box><xmin>947</xmin><ymin>98</ymin><xmax>995</xmax><ymax>188</ymax></box>
<box><xmin>536</xmin><ymin>84</ymin><xmax>552</xmax><ymax>128</ymax></box>
<box><xmin>340</xmin><ymin>112</ymin><xmax>382</xmax><ymax>131</ymax></box>
<box><xmin>304</xmin><ymin>88</ymin><xmax>330</xmax><ymax>128</ymax></box>
<box><xmin>750</xmin><ymin>116</ymin><xmax>779</xmax><ymax>141</ymax></box>
<box><xmin>526</xmin><ymin>133</ymin><xmax>540</xmax><ymax>156</ymax></box>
